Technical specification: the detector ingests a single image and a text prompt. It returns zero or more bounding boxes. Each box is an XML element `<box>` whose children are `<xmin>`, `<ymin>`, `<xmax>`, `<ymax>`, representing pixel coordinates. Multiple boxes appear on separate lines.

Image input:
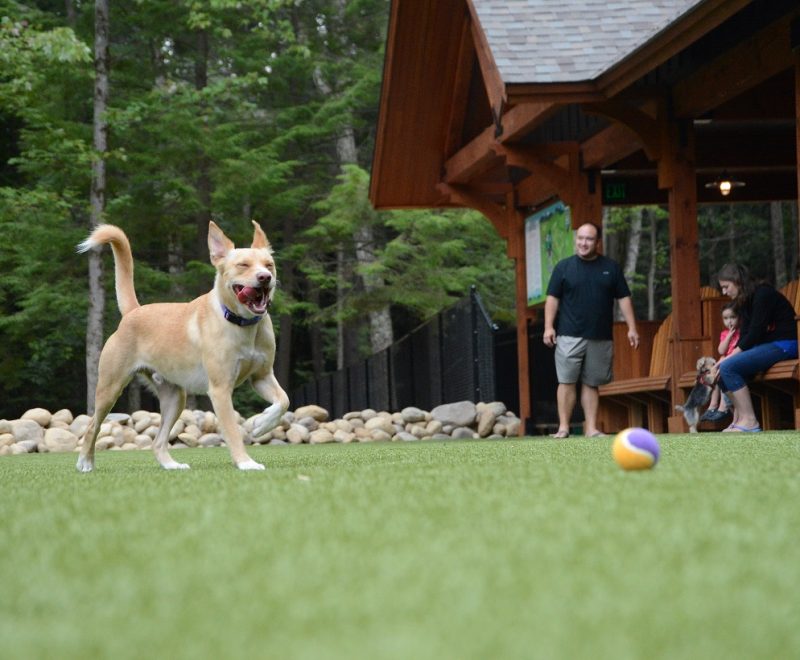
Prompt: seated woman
<box><xmin>714</xmin><ymin>264</ymin><xmax>798</xmax><ymax>432</ymax></box>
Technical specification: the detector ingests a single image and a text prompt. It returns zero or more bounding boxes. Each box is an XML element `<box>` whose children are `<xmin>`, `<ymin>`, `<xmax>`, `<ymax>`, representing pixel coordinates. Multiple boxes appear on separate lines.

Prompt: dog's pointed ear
<box><xmin>208</xmin><ymin>221</ymin><xmax>235</xmax><ymax>266</ymax></box>
<box><xmin>250</xmin><ymin>220</ymin><xmax>272</xmax><ymax>251</ymax></box>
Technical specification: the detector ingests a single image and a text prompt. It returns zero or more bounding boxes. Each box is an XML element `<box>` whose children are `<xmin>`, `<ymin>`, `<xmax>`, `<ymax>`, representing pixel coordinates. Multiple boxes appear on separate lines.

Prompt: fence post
<box><xmin>364</xmin><ymin>358</ymin><xmax>375</xmax><ymax>408</ymax></box>
<box><xmin>437</xmin><ymin>311</ymin><xmax>445</xmax><ymax>406</ymax></box>
<box><xmin>293</xmin><ymin>288</ymin><xmax>498</xmax><ymax>413</ymax></box>
<box><xmin>470</xmin><ymin>286</ymin><xmax>481</xmax><ymax>401</ymax></box>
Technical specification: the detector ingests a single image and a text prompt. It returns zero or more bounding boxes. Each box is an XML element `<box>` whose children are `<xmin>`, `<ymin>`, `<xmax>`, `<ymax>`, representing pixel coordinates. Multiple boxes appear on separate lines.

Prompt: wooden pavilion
<box><xmin>369</xmin><ymin>0</ymin><xmax>800</xmax><ymax>433</ymax></box>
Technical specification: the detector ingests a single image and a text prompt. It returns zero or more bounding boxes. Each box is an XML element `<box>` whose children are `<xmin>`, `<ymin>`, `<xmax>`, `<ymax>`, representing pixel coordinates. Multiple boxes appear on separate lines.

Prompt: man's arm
<box><xmin>617</xmin><ymin>296</ymin><xmax>640</xmax><ymax>348</ymax></box>
<box><xmin>543</xmin><ymin>295</ymin><xmax>559</xmax><ymax>348</ymax></box>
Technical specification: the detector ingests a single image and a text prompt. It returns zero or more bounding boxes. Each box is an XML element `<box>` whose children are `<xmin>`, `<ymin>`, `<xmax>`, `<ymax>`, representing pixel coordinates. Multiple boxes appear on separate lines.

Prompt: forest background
<box><xmin>0</xmin><ymin>0</ymin><xmax>797</xmax><ymax>420</ymax></box>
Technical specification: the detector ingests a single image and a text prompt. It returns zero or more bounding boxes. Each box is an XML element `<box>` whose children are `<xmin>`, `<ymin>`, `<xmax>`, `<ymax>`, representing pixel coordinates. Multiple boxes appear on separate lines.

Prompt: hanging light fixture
<box><xmin>705</xmin><ymin>171</ymin><xmax>745</xmax><ymax>196</ymax></box>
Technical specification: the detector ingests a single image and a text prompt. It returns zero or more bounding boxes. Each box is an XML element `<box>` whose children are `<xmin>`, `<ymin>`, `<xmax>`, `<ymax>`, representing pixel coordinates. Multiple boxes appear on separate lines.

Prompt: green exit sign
<box><xmin>603</xmin><ymin>182</ymin><xmax>627</xmax><ymax>202</ymax></box>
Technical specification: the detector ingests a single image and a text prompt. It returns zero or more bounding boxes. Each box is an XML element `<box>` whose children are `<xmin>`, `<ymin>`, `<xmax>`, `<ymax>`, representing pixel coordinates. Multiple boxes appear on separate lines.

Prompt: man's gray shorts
<box><xmin>554</xmin><ymin>336</ymin><xmax>613</xmax><ymax>387</ymax></box>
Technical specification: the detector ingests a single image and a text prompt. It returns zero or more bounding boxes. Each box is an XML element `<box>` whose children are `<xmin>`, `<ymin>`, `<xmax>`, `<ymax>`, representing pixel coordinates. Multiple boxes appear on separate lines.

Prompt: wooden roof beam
<box><xmin>673</xmin><ymin>10</ymin><xmax>799</xmax><ymax>118</ymax></box>
<box><xmin>443</xmin><ymin>102</ymin><xmax>562</xmax><ymax>184</ymax></box>
<box><xmin>499</xmin><ymin>101</ymin><xmax>561</xmax><ymax>143</ymax></box>
<box><xmin>437</xmin><ymin>182</ymin><xmax>508</xmax><ymax>238</ymax></box>
<box><xmin>443</xmin><ymin>124</ymin><xmax>499</xmax><ymax>184</ymax></box>
<box><xmin>492</xmin><ymin>144</ymin><xmax>575</xmax><ymax>194</ymax></box>
<box><xmin>517</xmin><ymin>176</ymin><xmax>559</xmax><ymax>210</ymax></box>
<box><xmin>443</xmin><ymin>9</ymin><xmax>476</xmax><ymax>159</ymax></box>
<box><xmin>581</xmin><ymin>123</ymin><xmax>643</xmax><ymax>170</ymax></box>
<box><xmin>466</xmin><ymin>0</ymin><xmax>506</xmax><ymax>130</ymax></box>
<box><xmin>583</xmin><ymin>101</ymin><xmax>661</xmax><ymax>160</ymax></box>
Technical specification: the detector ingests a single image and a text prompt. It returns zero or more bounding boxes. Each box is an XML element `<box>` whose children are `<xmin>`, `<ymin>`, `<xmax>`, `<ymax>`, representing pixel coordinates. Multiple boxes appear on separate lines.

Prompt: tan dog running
<box><xmin>674</xmin><ymin>356</ymin><xmax>717</xmax><ymax>433</ymax></box>
<box><xmin>76</xmin><ymin>221</ymin><xmax>289</xmax><ymax>471</ymax></box>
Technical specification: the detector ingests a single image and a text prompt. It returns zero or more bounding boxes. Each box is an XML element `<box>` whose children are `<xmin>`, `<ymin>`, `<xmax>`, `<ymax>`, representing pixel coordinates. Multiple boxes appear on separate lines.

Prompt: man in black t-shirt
<box><xmin>543</xmin><ymin>223</ymin><xmax>639</xmax><ymax>438</ymax></box>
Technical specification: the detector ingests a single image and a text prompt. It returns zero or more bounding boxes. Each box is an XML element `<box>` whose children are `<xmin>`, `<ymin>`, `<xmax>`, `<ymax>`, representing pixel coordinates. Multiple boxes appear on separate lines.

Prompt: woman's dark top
<box><xmin>737</xmin><ymin>284</ymin><xmax>797</xmax><ymax>351</ymax></box>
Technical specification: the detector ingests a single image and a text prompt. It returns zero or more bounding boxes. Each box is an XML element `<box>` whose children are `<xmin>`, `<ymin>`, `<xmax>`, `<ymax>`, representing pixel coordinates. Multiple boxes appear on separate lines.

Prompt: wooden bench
<box><xmin>598</xmin><ymin>314</ymin><xmax>674</xmax><ymax>433</ymax></box>
<box><xmin>749</xmin><ymin>279</ymin><xmax>800</xmax><ymax>429</ymax></box>
<box><xmin>599</xmin><ymin>286</ymin><xmax>723</xmax><ymax>433</ymax></box>
<box><xmin>678</xmin><ymin>279</ymin><xmax>800</xmax><ymax>430</ymax></box>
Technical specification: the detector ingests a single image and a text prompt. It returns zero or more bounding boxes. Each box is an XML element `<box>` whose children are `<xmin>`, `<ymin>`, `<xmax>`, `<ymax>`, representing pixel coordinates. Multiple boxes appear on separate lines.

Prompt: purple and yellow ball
<box><xmin>612</xmin><ymin>427</ymin><xmax>660</xmax><ymax>470</ymax></box>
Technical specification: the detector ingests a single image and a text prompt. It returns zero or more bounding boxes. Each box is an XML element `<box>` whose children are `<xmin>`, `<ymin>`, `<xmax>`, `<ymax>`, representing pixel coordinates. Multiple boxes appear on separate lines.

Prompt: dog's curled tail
<box><xmin>77</xmin><ymin>224</ymin><xmax>140</xmax><ymax>316</ymax></box>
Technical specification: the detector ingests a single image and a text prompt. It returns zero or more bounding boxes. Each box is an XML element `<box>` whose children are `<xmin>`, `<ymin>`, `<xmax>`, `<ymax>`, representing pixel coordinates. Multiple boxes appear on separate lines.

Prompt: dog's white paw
<box><xmin>236</xmin><ymin>459</ymin><xmax>265</xmax><ymax>471</ymax></box>
<box><xmin>161</xmin><ymin>461</ymin><xmax>190</xmax><ymax>470</ymax></box>
<box><xmin>76</xmin><ymin>457</ymin><xmax>94</xmax><ymax>473</ymax></box>
<box><xmin>252</xmin><ymin>404</ymin><xmax>283</xmax><ymax>439</ymax></box>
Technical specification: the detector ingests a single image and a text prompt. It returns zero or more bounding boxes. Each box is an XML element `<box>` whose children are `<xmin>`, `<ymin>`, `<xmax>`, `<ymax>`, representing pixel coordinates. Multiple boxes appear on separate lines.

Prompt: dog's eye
<box><xmin>236</xmin><ymin>262</ymin><xmax>250</xmax><ymax>270</ymax></box>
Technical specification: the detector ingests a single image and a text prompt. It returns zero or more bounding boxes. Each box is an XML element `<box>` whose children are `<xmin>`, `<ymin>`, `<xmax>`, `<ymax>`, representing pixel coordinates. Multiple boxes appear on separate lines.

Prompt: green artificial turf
<box><xmin>1</xmin><ymin>434</ymin><xmax>799</xmax><ymax>659</ymax></box>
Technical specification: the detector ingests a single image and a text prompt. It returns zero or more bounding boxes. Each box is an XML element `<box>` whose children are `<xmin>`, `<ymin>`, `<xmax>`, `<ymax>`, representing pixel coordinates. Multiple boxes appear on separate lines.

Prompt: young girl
<box><xmin>701</xmin><ymin>302</ymin><xmax>740</xmax><ymax>422</ymax></box>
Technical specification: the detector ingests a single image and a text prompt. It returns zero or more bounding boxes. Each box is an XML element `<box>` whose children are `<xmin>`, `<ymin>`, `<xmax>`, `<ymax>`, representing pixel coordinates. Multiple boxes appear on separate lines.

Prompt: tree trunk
<box><xmin>65</xmin><ymin>0</ymin><xmax>77</xmax><ymax>28</ymax></box>
<box><xmin>308</xmin><ymin>285</ymin><xmax>324</xmax><ymax>378</ymax></box>
<box><xmin>705</xmin><ymin>206</ymin><xmax>718</xmax><ymax>285</ymax></box>
<box><xmin>789</xmin><ymin>201</ymin><xmax>799</xmax><ymax>280</ymax></box>
<box><xmin>274</xmin><ymin>216</ymin><xmax>295</xmax><ymax>388</ymax></box>
<box><xmin>727</xmin><ymin>206</ymin><xmax>736</xmax><ymax>260</ymax></box>
<box><xmin>354</xmin><ymin>222</ymin><xmax>393</xmax><ymax>353</ymax></box>
<box><xmin>622</xmin><ymin>206</ymin><xmax>642</xmax><ymax>297</ymax></box>
<box><xmin>336</xmin><ymin>246</ymin><xmax>349</xmax><ymax>369</ymax></box>
<box><xmin>127</xmin><ymin>375</ymin><xmax>142</xmax><ymax>411</ymax></box>
<box><xmin>770</xmin><ymin>201</ymin><xmax>788</xmax><ymax>287</ymax></box>
<box><xmin>194</xmin><ymin>29</ymin><xmax>212</xmax><ymax>259</ymax></box>
<box><xmin>648</xmin><ymin>210</ymin><xmax>657</xmax><ymax>320</ymax></box>
<box><xmin>601</xmin><ymin>207</ymin><xmax>615</xmax><ymax>259</ymax></box>
<box><xmin>86</xmin><ymin>0</ymin><xmax>110</xmax><ymax>414</ymax></box>
<box><xmin>312</xmin><ymin>70</ymin><xmax>394</xmax><ymax>356</ymax></box>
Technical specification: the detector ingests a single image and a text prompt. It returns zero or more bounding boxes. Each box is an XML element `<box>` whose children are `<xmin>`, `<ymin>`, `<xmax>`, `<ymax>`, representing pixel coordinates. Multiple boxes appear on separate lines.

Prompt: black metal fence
<box><xmin>291</xmin><ymin>287</ymin><xmax>498</xmax><ymax>418</ymax></box>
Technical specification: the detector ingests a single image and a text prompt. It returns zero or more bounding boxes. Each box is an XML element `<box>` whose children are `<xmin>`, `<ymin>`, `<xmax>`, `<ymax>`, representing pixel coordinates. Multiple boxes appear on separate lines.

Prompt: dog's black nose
<box><xmin>257</xmin><ymin>272</ymin><xmax>272</xmax><ymax>284</ymax></box>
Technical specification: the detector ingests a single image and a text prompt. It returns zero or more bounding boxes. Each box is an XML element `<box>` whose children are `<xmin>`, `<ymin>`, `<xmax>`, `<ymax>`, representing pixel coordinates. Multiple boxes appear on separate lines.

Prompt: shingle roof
<box><xmin>473</xmin><ymin>0</ymin><xmax>705</xmax><ymax>83</ymax></box>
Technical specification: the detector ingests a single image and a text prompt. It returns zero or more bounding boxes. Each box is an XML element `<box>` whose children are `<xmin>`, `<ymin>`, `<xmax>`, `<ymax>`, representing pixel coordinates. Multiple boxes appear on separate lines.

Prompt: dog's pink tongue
<box><xmin>236</xmin><ymin>286</ymin><xmax>259</xmax><ymax>303</ymax></box>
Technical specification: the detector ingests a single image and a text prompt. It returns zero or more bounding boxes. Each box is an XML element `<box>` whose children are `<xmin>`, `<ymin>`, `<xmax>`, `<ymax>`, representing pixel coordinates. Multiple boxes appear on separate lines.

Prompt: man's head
<box><xmin>574</xmin><ymin>223</ymin><xmax>601</xmax><ymax>260</ymax></box>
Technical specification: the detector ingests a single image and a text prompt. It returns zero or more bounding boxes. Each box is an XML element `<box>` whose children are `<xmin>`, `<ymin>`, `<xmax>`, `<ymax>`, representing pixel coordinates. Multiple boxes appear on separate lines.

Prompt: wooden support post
<box><xmin>658</xmin><ymin>115</ymin><xmax>703</xmax><ymax>432</ymax></box>
<box><xmin>508</xmin><ymin>205</ymin><xmax>532</xmax><ymax>435</ymax></box>
<box><xmin>569</xmin><ymin>152</ymin><xmax>603</xmax><ymax>227</ymax></box>
<box><xmin>795</xmin><ymin>51</ymin><xmax>800</xmax><ymax>271</ymax></box>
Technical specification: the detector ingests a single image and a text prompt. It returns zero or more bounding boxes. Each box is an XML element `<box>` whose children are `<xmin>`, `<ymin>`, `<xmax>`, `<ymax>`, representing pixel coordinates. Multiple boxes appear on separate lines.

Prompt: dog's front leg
<box><xmin>208</xmin><ymin>384</ymin><xmax>264</xmax><ymax>471</ymax></box>
<box><xmin>251</xmin><ymin>373</ymin><xmax>290</xmax><ymax>441</ymax></box>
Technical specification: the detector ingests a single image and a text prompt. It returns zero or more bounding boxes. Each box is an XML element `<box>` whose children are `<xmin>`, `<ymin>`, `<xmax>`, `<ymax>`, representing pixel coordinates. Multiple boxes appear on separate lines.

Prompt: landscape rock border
<box><xmin>0</xmin><ymin>401</ymin><xmax>521</xmax><ymax>456</ymax></box>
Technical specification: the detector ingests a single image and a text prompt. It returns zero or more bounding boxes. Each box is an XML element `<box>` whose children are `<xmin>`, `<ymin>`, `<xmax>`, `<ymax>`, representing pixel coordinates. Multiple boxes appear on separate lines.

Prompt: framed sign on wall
<box><xmin>525</xmin><ymin>201</ymin><xmax>573</xmax><ymax>307</ymax></box>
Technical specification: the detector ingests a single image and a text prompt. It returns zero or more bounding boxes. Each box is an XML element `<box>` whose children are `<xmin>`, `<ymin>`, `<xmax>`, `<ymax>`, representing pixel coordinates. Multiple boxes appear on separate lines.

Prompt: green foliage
<box><xmin>698</xmin><ymin>203</ymin><xmax>797</xmax><ymax>284</ymax></box>
<box><xmin>0</xmin><ymin>14</ymin><xmax>91</xmax><ymax>113</ymax></box>
<box><xmin>380</xmin><ymin>208</ymin><xmax>515</xmax><ymax>322</ymax></box>
<box><xmin>605</xmin><ymin>206</ymin><xmax>672</xmax><ymax>318</ymax></box>
<box><xmin>300</xmin><ymin>164</ymin><xmax>515</xmax><ymax>333</ymax></box>
<box><xmin>0</xmin><ymin>188</ymin><xmax>88</xmax><ymax>415</ymax></box>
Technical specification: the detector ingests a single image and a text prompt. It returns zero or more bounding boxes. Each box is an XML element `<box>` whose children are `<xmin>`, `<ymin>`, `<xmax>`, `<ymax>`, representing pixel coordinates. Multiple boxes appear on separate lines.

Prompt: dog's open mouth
<box><xmin>233</xmin><ymin>284</ymin><xmax>269</xmax><ymax>315</ymax></box>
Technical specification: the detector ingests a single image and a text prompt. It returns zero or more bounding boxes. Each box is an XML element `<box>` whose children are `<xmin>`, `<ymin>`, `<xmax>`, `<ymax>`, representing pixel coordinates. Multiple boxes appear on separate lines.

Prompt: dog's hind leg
<box><xmin>152</xmin><ymin>378</ymin><xmax>189</xmax><ymax>470</ymax></box>
<box><xmin>76</xmin><ymin>355</ymin><xmax>132</xmax><ymax>472</ymax></box>
<box><xmin>76</xmin><ymin>396</ymin><xmax>118</xmax><ymax>472</ymax></box>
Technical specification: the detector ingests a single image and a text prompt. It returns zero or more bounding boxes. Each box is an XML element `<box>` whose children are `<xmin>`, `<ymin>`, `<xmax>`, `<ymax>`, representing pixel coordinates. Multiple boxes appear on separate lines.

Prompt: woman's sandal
<box><xmin>724</xmin><ymin>424</ymin><xmax>762</xmax><ymax>433</ymax></box>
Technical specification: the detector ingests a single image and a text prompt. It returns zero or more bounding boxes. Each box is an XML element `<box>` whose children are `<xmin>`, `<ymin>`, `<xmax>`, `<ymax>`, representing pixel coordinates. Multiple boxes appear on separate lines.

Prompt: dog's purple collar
<box><xmin>221</xmin><ymin>304</ymin><xmax>263</xmax><ymax>327</ymax></box>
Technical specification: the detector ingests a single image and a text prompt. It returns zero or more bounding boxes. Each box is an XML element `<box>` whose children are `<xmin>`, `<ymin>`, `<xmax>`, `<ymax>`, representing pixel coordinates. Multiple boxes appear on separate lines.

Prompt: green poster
<box><xmin>525</xmin><ymin>201</ymin><xmax>573</xmax><ymax>306</ymax></box>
